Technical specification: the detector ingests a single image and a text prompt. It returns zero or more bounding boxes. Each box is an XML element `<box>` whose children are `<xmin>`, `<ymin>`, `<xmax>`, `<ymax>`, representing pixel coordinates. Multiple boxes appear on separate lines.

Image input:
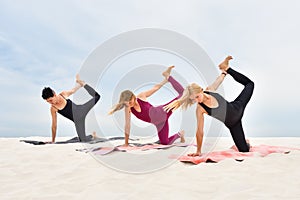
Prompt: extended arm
<box><xmin>61</xmin><ymin>74</ymin><xmax>86</xmax><ymax>98</ymax></box>
<box><xmin>50</xmin><ymin>107</ymin><xmax>57</xmax><ymax>143</ymax></box>
<box><xmin>137</xmin><ymin>79</ymin><xmax>168</xmax><ymax>100</ymax></box>
<box><xmin>61</xmin><ymin>84</ymin><xmax>83</xmax><ymax>98</ymax></box>
<box><xmin>124</xmin><ymin>106</ymin><xmax>131</xmax><ymax>146</ymax></box>
<box><xmin>188</xmin><ymin>105</ymin><xmax>205</xmax><ymax>156</ymax></box>
<box><xmin>205</xmin><ymin>72</ymin><xmax>226</xmax><ymax>92</ymax></box>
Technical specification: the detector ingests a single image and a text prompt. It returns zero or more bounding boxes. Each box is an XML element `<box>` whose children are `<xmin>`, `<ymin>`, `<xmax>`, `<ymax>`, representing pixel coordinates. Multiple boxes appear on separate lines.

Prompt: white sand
<box><xmin>0</xmin><ymin>137</ymin><xmax>299</xmax><ymax>200</ymax></box>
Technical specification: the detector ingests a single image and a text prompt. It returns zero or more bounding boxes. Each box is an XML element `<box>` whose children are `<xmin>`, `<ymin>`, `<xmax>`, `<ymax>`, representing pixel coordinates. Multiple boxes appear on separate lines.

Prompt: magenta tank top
<box><xmin>130</xmin><ymin>98</ymin><xmax>153</xmax><ymax>123</ymax></box>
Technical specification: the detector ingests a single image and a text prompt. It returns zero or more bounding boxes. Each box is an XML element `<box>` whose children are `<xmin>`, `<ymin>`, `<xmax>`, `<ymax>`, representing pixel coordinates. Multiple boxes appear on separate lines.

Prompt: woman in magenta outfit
<box><xmin>109</xmin><ymin>66</ymin><xmax>185</xmax><ymax>146</ymax></box>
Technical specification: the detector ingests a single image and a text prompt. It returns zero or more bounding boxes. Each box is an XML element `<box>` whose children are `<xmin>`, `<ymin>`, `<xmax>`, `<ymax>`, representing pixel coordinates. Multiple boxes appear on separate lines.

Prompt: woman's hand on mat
<box><xmin>119</xmin><ymin>143</ymin><xmax>130</xmax><ymax>147</ymax></box>
<box><xmin>188</xmin><ymin>152</ymin><xmax>201</xmax><ymax>157</ymax></box>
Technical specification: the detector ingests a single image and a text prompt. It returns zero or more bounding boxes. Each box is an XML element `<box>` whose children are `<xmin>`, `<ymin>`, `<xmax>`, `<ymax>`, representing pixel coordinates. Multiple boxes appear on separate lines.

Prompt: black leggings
<box><xmin>73</xmin><ymin>85</ymin><xmax>100</xmax><ymax>142</ymax></box>
<box><xmin>226</xmin><ymin>68</ymin><xmax>254</xmax><ymax>152</ymax></box>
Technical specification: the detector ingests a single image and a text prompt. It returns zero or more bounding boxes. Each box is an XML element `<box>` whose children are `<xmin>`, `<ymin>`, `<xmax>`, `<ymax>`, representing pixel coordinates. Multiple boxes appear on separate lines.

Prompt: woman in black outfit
<box><xmin>164</xmin><ymin>56</ymin><xmax>254</xmax><ymax>156</ymax></box>
<box><xmin>42</xmin><ymin>75</ymin><xmax>100</xmax><ymax>143</ymax></box>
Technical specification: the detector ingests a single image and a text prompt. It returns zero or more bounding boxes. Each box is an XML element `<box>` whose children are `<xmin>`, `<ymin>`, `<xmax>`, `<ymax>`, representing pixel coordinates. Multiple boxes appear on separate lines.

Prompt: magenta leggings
<box><xmin>149</xmin><ymin>76</ymin><xmax>184</xmax><ymax>145</ymax></box>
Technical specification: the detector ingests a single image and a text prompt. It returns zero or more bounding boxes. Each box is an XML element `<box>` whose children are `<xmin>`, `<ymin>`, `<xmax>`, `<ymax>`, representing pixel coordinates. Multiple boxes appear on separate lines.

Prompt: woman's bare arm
<box><xmin>60</xmin><ymin>84</ymin><xmax>82</xmax><ymax>98</ymax></box>
<box><xmin>124</xmin><ymin>106</ymin><xmax>131</xmax><ymax>146</ymax></box>
<box><xmin>205</xmin><ymin>73</ymin><xmax>226</xmax><ymax>92</ymax></box>
<box><xmin>60</xmin><ymin>74</ymin><xmax>86</xmax><ymax>98</ymax></box>
<box><xmin>137</xmin><ymin>79</ymin><xmax>168</xmax><ymax>100</ymax></box>
<box><xmin>188</xmin><ymin>105</ymin><xmax>205</xmax><ymax>156</ymax></box>
<box><xmin>50</xmin><ymin>106</ymin><xmax>57</xmax><ymax>143</ymax></box>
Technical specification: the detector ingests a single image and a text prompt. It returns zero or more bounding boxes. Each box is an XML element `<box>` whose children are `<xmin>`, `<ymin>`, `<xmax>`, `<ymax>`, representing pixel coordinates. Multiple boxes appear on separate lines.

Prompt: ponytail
<box><xmin>164</xmin><ymin>83</ymin><xmax>203</xmax><ymax>111</ymax></box>
<box><xmin>108</xmin><ymin>90</ymin><xmax>134</xmax><ymax>115</ymax></box>
<box><xmin>108</xmin><ymin>103</ymin><xmax>125</xmax><ymax>115</ymax></box>
<box><xmin>164</xmin><ymin>99</ymin><xmax>181</xmax><ymax>112</ymax></box>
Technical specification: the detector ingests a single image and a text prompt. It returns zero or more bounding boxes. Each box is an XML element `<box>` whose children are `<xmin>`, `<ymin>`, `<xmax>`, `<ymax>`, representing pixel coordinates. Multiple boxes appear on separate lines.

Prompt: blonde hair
<box><xmin>164</xmin><ymin>83</ymin><xmax>203</xmax><ymax>111</ymax></box>
<box><xmin>108</xmin><ymin>90</ymin><xmax>135</xmax><ymax>115</ymax></box>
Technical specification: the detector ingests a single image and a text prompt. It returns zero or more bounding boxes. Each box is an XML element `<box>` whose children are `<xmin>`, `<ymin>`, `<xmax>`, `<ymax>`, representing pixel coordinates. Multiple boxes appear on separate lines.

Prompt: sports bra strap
<box><xmin>60</xmin><ymin>94</ymin><xmax>67</xmax><ymax>100</ymax></box>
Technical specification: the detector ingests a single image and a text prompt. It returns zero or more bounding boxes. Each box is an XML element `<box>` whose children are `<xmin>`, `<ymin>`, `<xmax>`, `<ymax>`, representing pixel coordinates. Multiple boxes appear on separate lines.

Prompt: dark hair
<box><xmin>42</xmin><ymin>87</ymin><xmax>54</xmax><ymax>99</ymax></box>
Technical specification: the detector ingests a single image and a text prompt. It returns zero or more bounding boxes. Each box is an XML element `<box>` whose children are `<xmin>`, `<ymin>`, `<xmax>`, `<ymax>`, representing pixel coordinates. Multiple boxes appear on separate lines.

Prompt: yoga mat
<box><xmin>175</xmin><ymin>144</ymin><xmax>300</xmax><ymax>165</ymax></box>
<box><xmin>77</xmin><ymin>142</ymin><xmax>192</xmax><ymax>156</ymax></box>
<box><xmin>20</xmin><ymin>136</ymin><xmax>138</xmax><ymax>145</ymax></box>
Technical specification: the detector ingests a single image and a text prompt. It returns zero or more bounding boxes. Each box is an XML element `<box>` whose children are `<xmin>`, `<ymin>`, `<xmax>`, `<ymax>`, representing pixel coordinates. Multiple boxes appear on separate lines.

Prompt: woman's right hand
<box><xmin>119</xmin><ymin>143</ymin><xmax>130</xmax><ymax>147</ymax></box>
<box><xmin>187</xmin><ymin>152</ymin><xmax>201</xmax><ymax>157</ymax></box>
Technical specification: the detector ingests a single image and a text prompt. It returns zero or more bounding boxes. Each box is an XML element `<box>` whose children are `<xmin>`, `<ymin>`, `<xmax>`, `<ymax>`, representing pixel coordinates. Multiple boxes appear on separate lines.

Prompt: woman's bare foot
<box><xmin>218</xmin><ymin>56</ymin><xmax>233</xmax><ymax>71</ymax></box>
<box><xmin>179</xmin><ymin>130</ymin><xmax>185</xmax><ymax>143</ymax></box>
<box><xmin>92</xmin><ymin>131</ymin><xmax>98</xmax><ymax>139</ymax></box>
<box><xmin>76</xmin><ymin>74</ymin><xmax>86</xmax><ymax>86</ymax></box>
<box><xmin>162</xmin><ymin>65</ymin><xmax>175</xmax><ymax>79</ymax></box>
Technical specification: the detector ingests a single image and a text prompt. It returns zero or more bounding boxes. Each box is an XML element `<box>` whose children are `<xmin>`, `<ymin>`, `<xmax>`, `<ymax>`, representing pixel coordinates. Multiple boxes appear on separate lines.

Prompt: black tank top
<box><xmin>57</xmin><ymin>95</ymin><xmax>74</xmax><ymax>121</ymax></box>
<box><xmin>199</xmin><ymin>91</ymin><xmax>227</xmax><ymax>124</ymax></box>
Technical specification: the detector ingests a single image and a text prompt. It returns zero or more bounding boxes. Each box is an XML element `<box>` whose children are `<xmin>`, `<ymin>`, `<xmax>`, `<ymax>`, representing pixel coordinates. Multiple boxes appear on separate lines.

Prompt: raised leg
<box><xmin>227</xmin><ymin>68</ymin><xmax>254</xmax><ymax>108</ymax></box>
<box><xmin>79</xmin><ymin>84</ymin><xmax>101</xmax><ymax>117</ymax></box>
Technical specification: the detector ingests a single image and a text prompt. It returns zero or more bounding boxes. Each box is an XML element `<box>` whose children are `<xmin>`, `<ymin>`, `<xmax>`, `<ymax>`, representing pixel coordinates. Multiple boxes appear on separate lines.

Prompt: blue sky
<box><xmin>0</xmin><ymin>0</ymin><xmax>300</xmax><ymax>138</ymax></box>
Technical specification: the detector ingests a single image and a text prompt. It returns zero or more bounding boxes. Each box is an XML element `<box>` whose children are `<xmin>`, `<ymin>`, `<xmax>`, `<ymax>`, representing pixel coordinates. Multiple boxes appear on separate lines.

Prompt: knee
<box><xmin>238</xmin><ymin>145</ymin><xmax>250</xmax><ymax>152</ymax></box>
<box><xmin>95</xmin><ymin>93</ymin><xmax>101</xmax><ymax>103</ymax></box>
<box><xmin>160</xmin><ymin>140</ymin><xmax>169</xmax><ymax>145</ymax></box>
<box><xmin>158</xmin><ymin>135</ymin><xmax>169</xmax><ymax>145</ymax></box>
<box><xmin>78</xmin><ymin>135</ymin><xmax>87</xmax><ymax>142</ymax></box>
<box><xmin>246</xmin><ymin>81</ymin><xmax>254</xmax><ymax>92</ymax></box>
<box><xmin>240</xmin><ymin>149</ymin><xmax>249</xmax><ymax>153</ymax></box>
<box><xmin>248</xmin><ymin>81</ymin><xmax>254</xmax><ymax>89</ymax></box>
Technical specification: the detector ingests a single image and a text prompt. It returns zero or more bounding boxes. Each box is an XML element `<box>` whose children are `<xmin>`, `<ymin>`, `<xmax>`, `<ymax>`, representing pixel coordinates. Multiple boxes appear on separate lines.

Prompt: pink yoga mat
<box><xmin>176</xmin><ymin>144</ymin><xmax>300</xmax><ymax>165</ymax></box>
<box><xmin>93</xmin><ymin>147</ymin><xmax>116</xmax><ymax>155</ymax></box>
